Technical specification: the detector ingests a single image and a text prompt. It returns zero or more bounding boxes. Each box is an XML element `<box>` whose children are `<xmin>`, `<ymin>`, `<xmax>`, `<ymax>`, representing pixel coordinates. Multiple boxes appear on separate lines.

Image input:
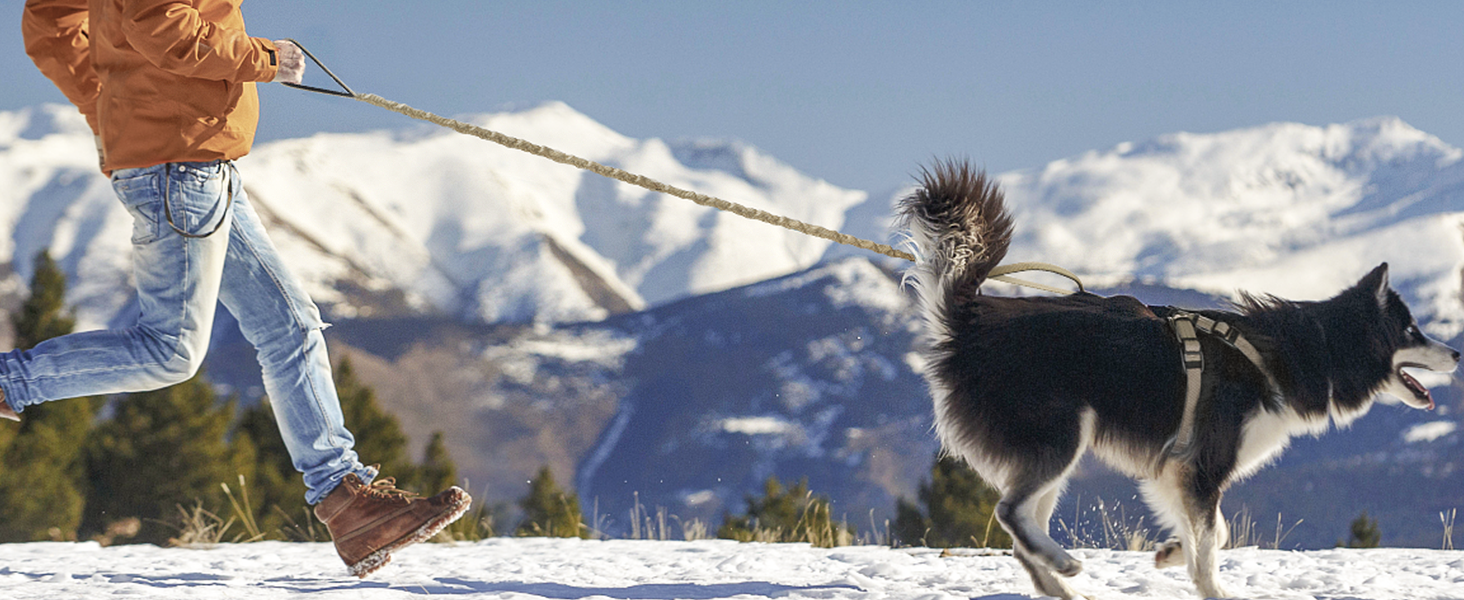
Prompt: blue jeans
<box><xmin>0</xmin><ymin>161</ymin><xmax>371</xmax><ymax>504</ymax></box>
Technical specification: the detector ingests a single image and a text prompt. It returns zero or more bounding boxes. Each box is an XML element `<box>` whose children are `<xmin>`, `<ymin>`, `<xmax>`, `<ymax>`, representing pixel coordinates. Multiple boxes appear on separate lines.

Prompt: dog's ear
<box><xmin>1360</xmin><ymin>262</ymin><xmax>1390</xmax><ymax>308</ymax></box>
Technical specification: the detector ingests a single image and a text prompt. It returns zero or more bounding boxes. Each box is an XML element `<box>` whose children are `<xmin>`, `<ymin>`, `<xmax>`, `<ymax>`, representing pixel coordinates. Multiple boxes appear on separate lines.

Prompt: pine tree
<box><xmin>12</xmin><ymin>250</ymin><xmax>75</xmax><ymax>349</ymax></box>
<box><xmin>891</xmin><ymin>454</ymin><xmax>1010</xmax><ymax>549</ymax></box>
<box><xmin>335</xmin><ymin>356</ymin><xmax>415</xmax><ymax>483</ymax></box>
<box><xmin>0</xmin><ymin>414</ymin><xmax>12</xmax><ymax>478</ymax></box>
<box><xmin>515</xmin><ymin>465</ymin><xmax>587</xmax><ymax>538</ymax></box>
<box><xmin>0</xmin><ymin>250</ymin><xmax>98</xmax><ymax>542</ymax></box>
<box><xmin>412</xmin><ymin>431</ymin><xmax>458</xmax><ymax>495</ymax></box>
<box><xmin>891</xmin><ymin>496</ymin><xmax>930</xmax><ymax>547</ymax></box>
<box><xmin>0</xmin><ymin>399</ymin><xmax>98</xmax><ymax>542</ymax></box>
<box><xmin>83</xmin><ymin>373</ymin><xmax>240</xmax><ymax>545</ymax></box>
<box><xmin>719</xmin><ymin>476</ymin><xmax>807</xmax><ymax>542</ymax></box>
<box><xmin>718</xmin><ymin>475</ymin><xmax>854</xmax><ymax>547</ymax></box>
<box><xmin>230</xmin><ymin>399</ymin><xmax>309</xmax><ymax>538</ymax></box>
<box><xmin>1346</xmin><ymin>511</ymin><xmax>1382</xmax><ymax>548</ymax></box>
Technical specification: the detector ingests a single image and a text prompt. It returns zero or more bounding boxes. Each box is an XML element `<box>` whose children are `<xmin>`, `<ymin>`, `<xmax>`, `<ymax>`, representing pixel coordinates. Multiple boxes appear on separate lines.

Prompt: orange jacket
<box><xmin>23</xmin><ymin>0</ymin><xmax>282</xmax><ymax>172</ymax></box>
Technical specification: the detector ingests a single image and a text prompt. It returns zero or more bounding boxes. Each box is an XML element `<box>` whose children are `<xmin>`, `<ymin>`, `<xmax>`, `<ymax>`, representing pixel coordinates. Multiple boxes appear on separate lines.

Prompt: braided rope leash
<box><xmin>281</xmin><ymin>40</ymin><xmax>1084</xmax><ymax>295</ymax></box>
<box><xmin>352</xmin><ymin>93</ymin><xmax>911</xmax><ymax>262</ymax></box>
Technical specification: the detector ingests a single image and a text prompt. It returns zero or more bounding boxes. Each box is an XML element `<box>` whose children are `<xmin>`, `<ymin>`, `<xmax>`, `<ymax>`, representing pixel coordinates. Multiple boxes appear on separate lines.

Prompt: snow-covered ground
<box><xmin>2</xmin><ymin>538</ymin><xmax>1461</xmax><ymax>599</ymax></box>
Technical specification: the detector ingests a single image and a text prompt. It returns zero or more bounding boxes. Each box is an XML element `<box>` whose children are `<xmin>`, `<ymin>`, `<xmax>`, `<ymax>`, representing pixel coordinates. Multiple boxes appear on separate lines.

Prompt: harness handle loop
<box><xmin>279</xmin><ymin>39</ymin><xmax>356</xmax><ymax>98</ymax></box>
<box><xmin>989</xmin><ymin>262</ymin><xmax>1086</xmax><ymax>294</ymax></box>
<box><xmin>275</xmin><ymin>41</ymin><xmax>1088</xmax><ymax>296</ymax></box>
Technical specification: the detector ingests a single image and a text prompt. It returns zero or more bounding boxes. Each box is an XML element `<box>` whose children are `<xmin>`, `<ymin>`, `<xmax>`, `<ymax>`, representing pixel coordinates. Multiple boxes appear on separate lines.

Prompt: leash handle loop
<box><xmin>279</xmin><ymin>38</ymin><xmax>356</xmax><ymax>98</ymax></box>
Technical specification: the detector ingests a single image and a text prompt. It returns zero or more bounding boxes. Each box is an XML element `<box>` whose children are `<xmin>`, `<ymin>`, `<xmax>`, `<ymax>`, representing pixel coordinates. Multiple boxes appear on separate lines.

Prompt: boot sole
<box><xmin>347</xmin><ymin>487</ymin><xmax>472</xmax><ymax>578</ymax></box>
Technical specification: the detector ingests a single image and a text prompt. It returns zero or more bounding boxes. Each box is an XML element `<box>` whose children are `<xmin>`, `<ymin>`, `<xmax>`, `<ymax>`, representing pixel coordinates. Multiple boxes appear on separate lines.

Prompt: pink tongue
<box><xmin>1402</xmin><ymin>371</ymin><xmax>1435</xmax><ymax>410</ymax></box>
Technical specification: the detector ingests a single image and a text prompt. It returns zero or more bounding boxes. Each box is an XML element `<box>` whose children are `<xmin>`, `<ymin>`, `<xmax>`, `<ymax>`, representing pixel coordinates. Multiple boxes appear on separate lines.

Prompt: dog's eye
<box><xmin>1406</xmin><ymin>325</ymin><xmax>1421</xmax><ymax>337</ymax></box>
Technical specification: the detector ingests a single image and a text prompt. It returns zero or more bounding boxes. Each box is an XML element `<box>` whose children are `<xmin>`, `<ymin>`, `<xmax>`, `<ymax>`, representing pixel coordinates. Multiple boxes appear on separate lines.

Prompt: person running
<box><xmin>14</xmin><ymin>0</ymin><xmax>469</xmax><ymax>577</ymax></box>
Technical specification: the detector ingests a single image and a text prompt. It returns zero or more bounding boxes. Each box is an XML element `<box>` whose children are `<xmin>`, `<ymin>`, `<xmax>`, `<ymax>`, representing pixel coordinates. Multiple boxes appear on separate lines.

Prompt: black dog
<box><xmin>898</xmin><ymin>160</ymin><xmax>1459</xmax><ymax>599</ymax></box>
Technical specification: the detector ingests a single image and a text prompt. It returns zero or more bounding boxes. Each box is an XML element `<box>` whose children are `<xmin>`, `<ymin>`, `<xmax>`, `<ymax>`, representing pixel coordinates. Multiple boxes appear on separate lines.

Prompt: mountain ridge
<box><xmin>0</xmin><ymin>101</ymin><xmax>865</xmax><ymax>329</ymax></box>
<box><xmin>4</xmin><ymin>103</ymin><xmax>1462</xmax><ymax>547</ymax></box>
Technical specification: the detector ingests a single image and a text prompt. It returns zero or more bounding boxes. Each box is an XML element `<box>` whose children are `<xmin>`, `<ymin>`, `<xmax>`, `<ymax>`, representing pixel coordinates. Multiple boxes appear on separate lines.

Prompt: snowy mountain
<box><xmin>0</xmin><ymin>102</ymin><xmax>865</xmax><ymax>328</ymax></box>
<box><xmin>6</xmin><ymin>102</ymin><xmax>1463</xmax><ymax>549</ymax></box>
<box><xmin>11</xmin><ymin>104</ymin><xmax>1460</xmax><ymax>337</ymax></box>
<box><xmin>988</xmin><ymin>116</ymin><xmax>1464</xmax><ymax>338</ymax></box>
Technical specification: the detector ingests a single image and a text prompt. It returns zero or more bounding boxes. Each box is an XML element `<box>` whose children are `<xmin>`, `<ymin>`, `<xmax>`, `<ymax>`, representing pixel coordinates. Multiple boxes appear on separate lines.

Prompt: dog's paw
<box><xmin>1197</xmin><ymin>582</ymin><xmax>1233</xmax><ymax>599</ymax></box>
<box><xmin>1053</xmin><ymin>553</ymin><xmax>1083</xmax><ymax>577</ymax></box>
<box><xmin>1154</xmin><ymin>538</ymin><xmax>1184</xmax><ymax>569</ymax></box>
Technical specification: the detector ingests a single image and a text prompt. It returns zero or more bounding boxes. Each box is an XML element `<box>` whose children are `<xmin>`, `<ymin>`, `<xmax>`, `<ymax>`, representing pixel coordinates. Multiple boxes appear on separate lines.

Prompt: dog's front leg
<box><xmin>1184</xmin><ymin>498</ymin><xmax>1232</xmax><ymax>599</ymax></box>
<box><xmin>1140</xmin><ymin>469</ymin><xmax>1192</xmax><ymax>570</ymax></box>
<box><xmin>1154</xmin><ymin>513</ymin><xmax>1230</xmax><ymax>571</ymax></box>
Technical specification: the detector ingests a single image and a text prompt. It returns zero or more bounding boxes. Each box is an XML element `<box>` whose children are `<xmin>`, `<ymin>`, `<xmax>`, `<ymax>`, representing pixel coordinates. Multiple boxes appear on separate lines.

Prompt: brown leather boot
<box><xmin>313</xmin><ymin>472</ymin><xmax>471</xmax><ymax>578</ymax></box>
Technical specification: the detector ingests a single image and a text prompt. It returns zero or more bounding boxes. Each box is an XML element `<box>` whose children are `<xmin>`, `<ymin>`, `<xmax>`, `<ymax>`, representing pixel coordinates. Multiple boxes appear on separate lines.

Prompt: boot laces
<box><xmin>363</xmin><ymin>477</ymin><xmax>421</xmax><ymax>503</ymax></box>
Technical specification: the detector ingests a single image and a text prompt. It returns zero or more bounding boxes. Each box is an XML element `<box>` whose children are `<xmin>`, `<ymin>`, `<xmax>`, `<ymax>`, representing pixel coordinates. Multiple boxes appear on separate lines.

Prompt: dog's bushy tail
<box><xmin>896</xmin><ymin>159</ymin><xmax>1013</xmax><ymax>315</ymax></box>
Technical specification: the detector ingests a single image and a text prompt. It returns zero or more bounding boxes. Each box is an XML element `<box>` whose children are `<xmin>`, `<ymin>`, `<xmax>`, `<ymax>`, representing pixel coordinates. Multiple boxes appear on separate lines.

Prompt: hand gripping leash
<box><xmin>279</xmin><ymin>40</ymin><xmax>1086</xmax><ymax>295</ymax></box>
<box><xmin>279</xmin><ymin>39</ymin><xmax>355</xmax><ymax>98</ymax></box>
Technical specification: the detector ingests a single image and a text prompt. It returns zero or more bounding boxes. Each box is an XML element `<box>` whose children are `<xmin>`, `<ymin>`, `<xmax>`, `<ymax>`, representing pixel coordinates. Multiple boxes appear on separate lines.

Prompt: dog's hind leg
<box><xmin>1011</xmin><ymin>486</ymin><xmax>1087</xmax><ymax>599</ymax></box>
<box><xmin>994</xmin><ymin>458</ymin><xmax>1085</xmax><ymax>579</ymax></box>
<box><xmin>1014</xmin><ymin>545</ymin><xmax>1088</xmax><ymax>600</ymax></box>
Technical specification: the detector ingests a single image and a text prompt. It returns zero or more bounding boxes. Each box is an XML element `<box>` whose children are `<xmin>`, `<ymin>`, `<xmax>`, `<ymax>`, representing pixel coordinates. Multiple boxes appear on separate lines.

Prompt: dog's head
<box><xmin>1354</xmin><ymin>263</ymin><xmax>1460</xmax><ymax>411</ymax></box>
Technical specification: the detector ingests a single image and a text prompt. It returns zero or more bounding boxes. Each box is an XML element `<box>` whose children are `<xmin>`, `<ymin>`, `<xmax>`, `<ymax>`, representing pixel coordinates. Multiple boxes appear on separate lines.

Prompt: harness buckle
<box><xmin>1170</xmin><ymin>314</ymin><xmax>1204</xmax><ymax>370</ymax></box>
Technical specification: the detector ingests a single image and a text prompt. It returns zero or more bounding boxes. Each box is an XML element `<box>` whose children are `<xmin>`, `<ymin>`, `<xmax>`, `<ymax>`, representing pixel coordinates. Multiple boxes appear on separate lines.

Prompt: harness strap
<box><xmin>1166</xmin><ymin>310</ymin><xmax>1278</xmax><ymax>456</ymax></box>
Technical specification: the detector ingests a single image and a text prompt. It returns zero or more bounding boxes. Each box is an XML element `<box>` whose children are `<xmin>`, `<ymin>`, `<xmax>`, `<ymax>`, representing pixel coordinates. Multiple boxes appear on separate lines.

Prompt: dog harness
<box><xmin>1166</xmin><ymin>310</ymin><xmax>1278</xmax><ymax>456</ymax></box>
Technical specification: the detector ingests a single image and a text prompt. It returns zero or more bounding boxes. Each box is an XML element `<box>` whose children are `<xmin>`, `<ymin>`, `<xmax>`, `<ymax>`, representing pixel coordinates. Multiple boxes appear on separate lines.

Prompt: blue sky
<box><xmin>6</xmin><ymin>1</ymin><xmax>1463</xmax><ymax>193</ymax></box>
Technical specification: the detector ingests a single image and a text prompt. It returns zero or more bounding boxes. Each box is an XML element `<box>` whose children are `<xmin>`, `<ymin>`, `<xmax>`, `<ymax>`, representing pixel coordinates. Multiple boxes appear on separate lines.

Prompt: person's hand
<box><xmin>271</xmin><ymin>40</ymin><xmax>305</xmax><ymax>85</ymax></box>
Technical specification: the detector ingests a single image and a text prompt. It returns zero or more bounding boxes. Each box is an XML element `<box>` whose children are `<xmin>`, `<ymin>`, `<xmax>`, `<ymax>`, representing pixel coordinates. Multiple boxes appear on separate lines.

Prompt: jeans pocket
<box><xmin>163</xmin><ymin>162</ymin><xmax>231</xmax><ymax>237</ymax></box>
<box><xmin>112</xmin><ymin>171</ymin><xmax>164</xmax><ymax>245</ymax></box>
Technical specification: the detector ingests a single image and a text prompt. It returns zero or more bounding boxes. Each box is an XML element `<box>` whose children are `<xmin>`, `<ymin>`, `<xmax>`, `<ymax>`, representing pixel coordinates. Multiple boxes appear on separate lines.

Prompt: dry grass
<box><xmin>1441</xmin><ymin>509</ymin><xmax>1457</xmax><ymax>551</ymax></box>
<box><xmin>1225</xmin><ymin>507</ymin><xmax>1303</xmax><ymax>550</ymax></box>
<box><xmin>620</xmin><ymin>493</ymin><xmax>713</xmax><ymax>542</ymax></box>
<box><xmin>167</xmin><ymin>502</ymin><xmax>236</xmax><ymax>548</ymax></box>
<box><xmin>1054</xmin><ymin>498</ymin><xmax>1157</xmax><ymax>552</ymax></box>
<box><xmin>726</xmin><ymin>499</ymin><xmax>855</xmax><ymax>548</ymax></box>
<box><xmin>187</xmin><ymin>480</ymin><xmax>1464</xmax><ymax>552</ymax></box>
<box><xmin>220</xmin><ymin>475</ymin><xmax>266</xmax><ymax>543</ymax></box>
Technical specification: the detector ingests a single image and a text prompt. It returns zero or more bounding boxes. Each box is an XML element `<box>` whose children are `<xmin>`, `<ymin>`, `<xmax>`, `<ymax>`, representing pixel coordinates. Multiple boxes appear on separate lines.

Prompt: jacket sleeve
<box><xmin>22</xmin><ymin>0</ymin><xmax>101</xmax><ymax>133</ymax></box>
<box><xmin>116</xmin><ymin>0</ymin><xmax>279</xmax><ymax>83</ymax></box>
